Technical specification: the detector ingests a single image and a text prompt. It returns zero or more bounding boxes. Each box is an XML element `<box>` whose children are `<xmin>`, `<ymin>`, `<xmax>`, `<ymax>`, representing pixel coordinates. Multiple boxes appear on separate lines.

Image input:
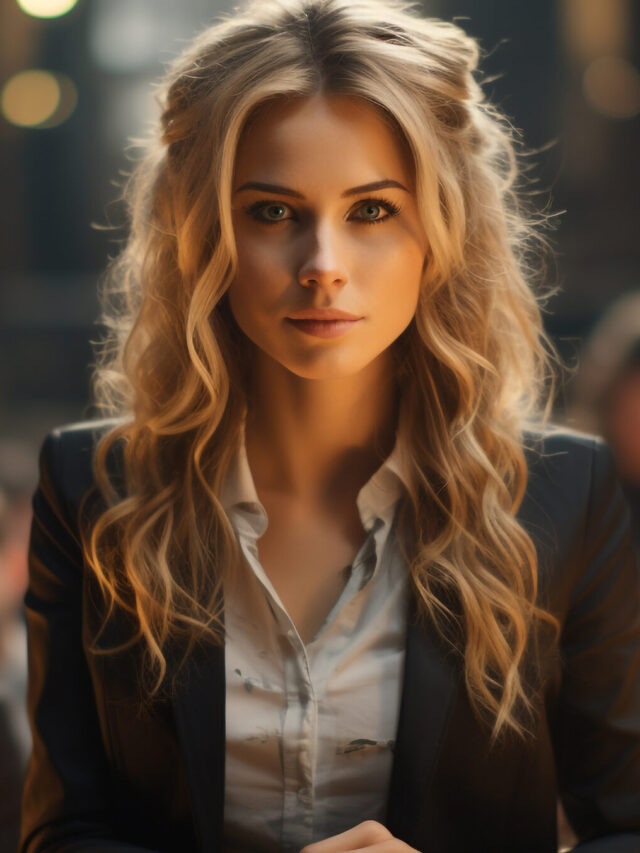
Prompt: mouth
<box><xmin>284</xmin><ymin>317</ymin><xmax>363</xmax><ymax>339</ymax></box>
<box><xmin>286</xmin><ymin>308</ymin><xmax>363</xmax><ymax>321</ymax></box>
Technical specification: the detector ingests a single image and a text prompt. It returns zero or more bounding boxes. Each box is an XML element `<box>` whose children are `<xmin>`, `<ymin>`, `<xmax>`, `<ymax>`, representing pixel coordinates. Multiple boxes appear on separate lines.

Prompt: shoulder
<box><xmin>520</xmin><ymin>421</ymin><xmax>619</xmax><ymax>524</ymax></box>
<box><xmin>522</xmin><ymin>421</ymin><xmax>607</xmax><ymax>461</ymax></box>
<box><xmin>518</xmin><ymin>423</ymin><xmax>634</xmax><ymax>602</ymax></box>
<box><xmin>521</xmin><ymin>422</ymin><xmax>613</xmax><ymax>508</ymax></box>
<box><xmin>38</xmin><ymin>416</ymin><xmax>128</xmax><ymax>521</ymax></box>
<box><xmin>44</xmin><ymin>416</ymin><xmax>125</xmax><ymax>459</ymax></box>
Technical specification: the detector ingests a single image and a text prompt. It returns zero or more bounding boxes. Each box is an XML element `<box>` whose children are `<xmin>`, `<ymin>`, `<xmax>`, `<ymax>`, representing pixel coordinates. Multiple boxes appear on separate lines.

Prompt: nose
<box><xmin>297</xmin><ymin>222</ymin><xmax>348</xmax><ymax>290</ymax></box>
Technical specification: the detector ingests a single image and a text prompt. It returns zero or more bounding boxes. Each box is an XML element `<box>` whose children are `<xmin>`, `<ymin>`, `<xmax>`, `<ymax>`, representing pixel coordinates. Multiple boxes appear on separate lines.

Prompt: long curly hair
<box><xmin>81</xmin><ymin>0</ymin><xmax>562</xmax><ymax>741</ymax></box>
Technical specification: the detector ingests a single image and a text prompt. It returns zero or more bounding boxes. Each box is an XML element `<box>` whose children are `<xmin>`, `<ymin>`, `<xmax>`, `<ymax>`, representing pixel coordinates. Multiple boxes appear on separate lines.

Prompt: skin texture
<box><xmin>229</xmin><ymin>92</ymin><xmax>428</xmax><ymax>508</ymax></box>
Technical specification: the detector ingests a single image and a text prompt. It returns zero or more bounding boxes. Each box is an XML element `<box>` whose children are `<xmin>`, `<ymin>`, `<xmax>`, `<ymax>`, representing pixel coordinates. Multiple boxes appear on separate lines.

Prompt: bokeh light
<box><xmin>583</xmin><ymin>56</ymin><xmax>640</xmax><ymax>119</ymax></box>
<box><xmin>89</xmin><ymin>1</ymin><xmax>158</xmax><ymax>74</ymax></box>
<box><xmin>1</xmin><ymin>70</ymin><xmax>77</xmax><ymax>129</ymax></box>
<box><xmin>16</xmin><ymin>0</ymin><xmax>79</xmax><ymax>18</ymax></box>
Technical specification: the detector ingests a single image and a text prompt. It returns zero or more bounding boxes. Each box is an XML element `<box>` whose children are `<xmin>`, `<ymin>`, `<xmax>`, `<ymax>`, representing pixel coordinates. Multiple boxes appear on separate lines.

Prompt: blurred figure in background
<box><xmin>0</xmin><ymin>441</ymin><xmax>35</xmax><ymax>853</ymax></box>
<box><xmin>567</xmin><ymin>291</ymin><xmax>640</xmax><ymax>550</ymax></box>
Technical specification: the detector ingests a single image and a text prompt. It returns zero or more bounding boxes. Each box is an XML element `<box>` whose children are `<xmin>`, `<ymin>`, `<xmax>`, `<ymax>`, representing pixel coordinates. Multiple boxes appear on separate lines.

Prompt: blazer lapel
<box><xmin>171</xmin><ymin>638</ymin><xmax>226</xmax><ymax>853</ymax></box>
<box><xmin>385</xmin><ymin>594</ymin><xmax>459</xmax><ymax>846</ymax></box>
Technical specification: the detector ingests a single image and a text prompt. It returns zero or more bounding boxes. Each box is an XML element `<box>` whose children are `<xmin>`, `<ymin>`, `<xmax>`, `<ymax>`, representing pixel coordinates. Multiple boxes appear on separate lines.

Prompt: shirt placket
<box><xmin>280</xmin><ymin>621</ymin><xmax>317</xmax><ymax>853</ymax></box>
<box><xmin>278</xmin><ymin>528</ymin><xmax>381</xmax><ymax>851</ymax></box>
<box><xmin>230</xmin><ymin>524</ymin><xmax>317</xmax><ymax>852</ymax></box>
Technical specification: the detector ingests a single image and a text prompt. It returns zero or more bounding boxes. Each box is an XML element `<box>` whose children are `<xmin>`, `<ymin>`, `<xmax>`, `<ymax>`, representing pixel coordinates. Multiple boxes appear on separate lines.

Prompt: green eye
<box><xmin>245</xmin><ymin>201</ymin><xmax>291</xmax><ymax>223</ymax></box>
<box><xmin>358</xmin><ymin>203</ymin><xmax>380</xmax><ymax>220</ymax></box>
<box><xmin>261</xmin><ymin>203</ymin><xmax>289</xmax><ymax>221</ymax></box>
<box><xmin>352</xmin><ymin>197</ymin><xmax>402</xmax><ymax>225</ymax></box>
<box><xmin>244</xmin><ymin>196</ymin><xmax>402</xmax><ymax>226</ymax></box>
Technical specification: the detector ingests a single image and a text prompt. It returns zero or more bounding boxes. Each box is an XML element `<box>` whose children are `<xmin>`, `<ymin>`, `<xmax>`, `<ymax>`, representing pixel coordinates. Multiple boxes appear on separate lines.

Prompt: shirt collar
<box><xmin>220</xmin><ymin>418</ymin><xmax>413</xmax><ymax>536</ymax></box>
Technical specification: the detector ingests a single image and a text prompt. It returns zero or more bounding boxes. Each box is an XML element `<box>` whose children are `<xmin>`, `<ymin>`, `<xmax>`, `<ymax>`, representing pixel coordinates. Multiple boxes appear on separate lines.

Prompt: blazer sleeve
<box><xmin>555</xmin><ymin>439</ymin><xmax>640</xmax><ymax>852</ymax></box>
<box><xmin>20</xmin><ymin>430</ymin><xmax>158</xmax><ymax>853</ymax></box>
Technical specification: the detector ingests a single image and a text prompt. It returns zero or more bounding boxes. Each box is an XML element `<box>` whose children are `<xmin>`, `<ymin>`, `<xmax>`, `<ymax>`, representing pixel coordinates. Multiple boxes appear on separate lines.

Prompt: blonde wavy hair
<box><xmin>82</xmin><ymin>0</ymin><xmax>562</xmax><ymax>741</ymax></box>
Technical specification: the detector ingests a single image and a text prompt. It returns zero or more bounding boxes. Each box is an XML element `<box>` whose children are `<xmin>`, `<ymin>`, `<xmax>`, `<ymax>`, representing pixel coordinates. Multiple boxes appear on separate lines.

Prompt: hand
<box><xmin>299</xmin><ymin>820</ymin><xmax>422</xmax><ymax>852</ymax></box>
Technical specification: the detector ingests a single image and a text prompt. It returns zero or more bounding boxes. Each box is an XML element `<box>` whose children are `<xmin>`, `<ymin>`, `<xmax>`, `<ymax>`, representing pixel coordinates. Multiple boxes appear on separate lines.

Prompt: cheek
<box><xmin>233</xmin><ymin>223</ymin><xmax>293</xmax><ymax>286</ymax></box>
<box><xmin>365</xmin><ymin>220</ymin><xmax>426</xmax><ymax>271</ymax></box>
<box><xmin>369</xmin><ymin>238</ymin><xmax>423</xmax><ymax>311</ymax></box>
<box><xmin>229</xmin><ymin>243</ymin><xmax>283</xmax><ymax>320</ymax></box>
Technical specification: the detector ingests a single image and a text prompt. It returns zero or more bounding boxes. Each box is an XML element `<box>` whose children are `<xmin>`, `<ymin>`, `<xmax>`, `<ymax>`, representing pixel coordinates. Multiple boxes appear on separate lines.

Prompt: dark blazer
<box><xmin>19</xmin><ymin>419</ymin><xmax>640</xmax><ymax>853</ymax></box>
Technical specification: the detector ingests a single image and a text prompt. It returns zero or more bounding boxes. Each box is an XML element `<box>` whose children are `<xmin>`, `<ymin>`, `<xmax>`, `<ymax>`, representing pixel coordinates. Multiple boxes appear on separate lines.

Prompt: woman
<box><xmin>20</xmin><ymin>0</ymin><xmax>640</xmax><ymax>851</ymax></box>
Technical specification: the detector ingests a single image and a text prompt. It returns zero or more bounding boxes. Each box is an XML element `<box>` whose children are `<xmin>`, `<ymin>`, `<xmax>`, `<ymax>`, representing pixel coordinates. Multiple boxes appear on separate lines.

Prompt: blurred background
<box><xmin>0</xmin><ymin>0</ymin><xmax>638</xmax><ymax>849</ymax></box>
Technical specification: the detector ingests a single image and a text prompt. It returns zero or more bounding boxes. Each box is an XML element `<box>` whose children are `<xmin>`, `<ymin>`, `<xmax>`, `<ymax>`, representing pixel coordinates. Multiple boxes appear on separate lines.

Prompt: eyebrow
<box><xmin>233</xmin><ymin>179</ymin><xmax>410</xmax><ymax>198</ymax></box>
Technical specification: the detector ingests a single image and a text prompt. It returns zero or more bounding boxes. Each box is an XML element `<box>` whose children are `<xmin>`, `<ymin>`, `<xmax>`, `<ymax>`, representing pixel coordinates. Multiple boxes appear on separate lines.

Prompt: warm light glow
<box><xmin>2</xmin><ymin>70</ymin><xmax>59</xmax><ymax>127</ymax></box>
<box><xmin>561</xmin><ymin>0</ymin><xmax>631</xmax><ymax>64</ymax></box>
<box><xmin>1</xmin><ymin>70</ymin><xmax>77</xmax><ymax>128</ymax></box>
<box><xmin>583</xmin><ymin>56</ymin><xmax>640</xmax><ymax>119</ymax></box>
<box><xmin>16</xmin><ymin>0</ymin><xmax>79</xmax><ymax>18</ymax></box>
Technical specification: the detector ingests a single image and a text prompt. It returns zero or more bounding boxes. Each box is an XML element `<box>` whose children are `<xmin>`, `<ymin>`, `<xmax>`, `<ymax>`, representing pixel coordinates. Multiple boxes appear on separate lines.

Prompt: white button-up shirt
<box><xmin>221</xmin><ymin>425</ymin><xmax>413</xmax><ymax>853</ymax></box>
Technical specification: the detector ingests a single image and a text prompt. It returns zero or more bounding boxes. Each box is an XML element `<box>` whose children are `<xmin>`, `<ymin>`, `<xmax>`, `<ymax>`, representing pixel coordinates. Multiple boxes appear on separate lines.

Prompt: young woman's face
<box><xmin>228</xmin><ymin>93</ymin><xmax>428</xmax><ymax>380</ymax></box>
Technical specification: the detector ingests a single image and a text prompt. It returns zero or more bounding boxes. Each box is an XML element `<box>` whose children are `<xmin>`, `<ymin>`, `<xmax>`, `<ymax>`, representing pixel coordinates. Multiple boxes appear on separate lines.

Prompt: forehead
<box><xmin>233</xmin><ymin>93</ymin><xmax>414</xmax><ymax>186</ymax></box>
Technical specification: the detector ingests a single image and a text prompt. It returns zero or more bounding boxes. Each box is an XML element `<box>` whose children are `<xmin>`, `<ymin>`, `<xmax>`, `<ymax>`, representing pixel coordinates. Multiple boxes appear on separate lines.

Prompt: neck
<box><xmin>244</xmin><ymin>349</ymin><xmax>400</xmax><ymax>508</ymax></box>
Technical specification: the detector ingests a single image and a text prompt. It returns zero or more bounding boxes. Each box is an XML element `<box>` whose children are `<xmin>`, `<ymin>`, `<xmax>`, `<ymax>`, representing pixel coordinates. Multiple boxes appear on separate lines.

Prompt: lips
<box><xmin>286</xmin><ymin>308</ymin><xmax>363</xmax><ymax>321</ymax></box>
<box><xmin>285</xmin><ymin>317</ymin><xmax>362</xmax><ymax>338</ymax></box>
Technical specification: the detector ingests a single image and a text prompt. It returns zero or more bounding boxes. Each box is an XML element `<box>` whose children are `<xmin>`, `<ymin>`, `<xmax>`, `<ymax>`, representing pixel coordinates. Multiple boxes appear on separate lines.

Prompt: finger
<box><xmin>299</xmin><ymin>820</ymin><xmax>393</xmax><ymax>852</ymax></box>
<box><xmin>349</xmin><ymin>842</ymin><xmax>422</xmax><ymax>853</ymax></box>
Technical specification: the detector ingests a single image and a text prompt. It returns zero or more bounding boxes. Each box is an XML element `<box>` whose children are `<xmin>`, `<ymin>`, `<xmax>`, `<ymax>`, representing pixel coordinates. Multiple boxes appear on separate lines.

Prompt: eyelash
<box><xmin>243</xmin><ymin>196</ymin><xmax>402</xmax><ymax>227</ymax></box>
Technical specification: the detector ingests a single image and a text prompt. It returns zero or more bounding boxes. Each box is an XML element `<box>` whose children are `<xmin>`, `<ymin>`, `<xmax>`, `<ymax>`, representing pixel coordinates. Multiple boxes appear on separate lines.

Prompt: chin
<box><xmin>278</xmin><ymin>349</ymin><xmax>383</xmax><ymax>381</ymax></box>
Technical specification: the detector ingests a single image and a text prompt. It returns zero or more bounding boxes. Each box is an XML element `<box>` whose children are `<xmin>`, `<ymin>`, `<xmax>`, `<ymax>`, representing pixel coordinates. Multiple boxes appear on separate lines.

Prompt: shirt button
<box><xmin>298</xmin><ymin>786</ymin><xmax>312</xmax><ymax>804</ymax></box>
